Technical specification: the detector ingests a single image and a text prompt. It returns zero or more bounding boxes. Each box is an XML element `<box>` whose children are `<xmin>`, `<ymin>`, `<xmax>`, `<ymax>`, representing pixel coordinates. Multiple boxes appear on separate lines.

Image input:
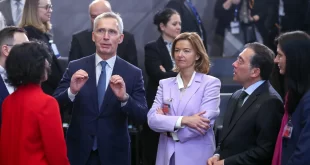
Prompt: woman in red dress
<box><xmin>0</xmin><ymin>41</ymin><xmax>69</xmax><ymax>165</ymax></box>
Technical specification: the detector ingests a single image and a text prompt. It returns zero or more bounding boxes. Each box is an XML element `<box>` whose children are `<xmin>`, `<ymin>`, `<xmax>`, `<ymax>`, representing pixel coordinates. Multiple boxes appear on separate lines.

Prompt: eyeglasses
<box><xmin>38</xmin><ymin>4</ymin><xmax>52</xmax><ymax>10</ymax></box>
<box><xmin>94</xmin><ymin>28</ymin><xmax>119</xmax><ymax>37</ymax></box>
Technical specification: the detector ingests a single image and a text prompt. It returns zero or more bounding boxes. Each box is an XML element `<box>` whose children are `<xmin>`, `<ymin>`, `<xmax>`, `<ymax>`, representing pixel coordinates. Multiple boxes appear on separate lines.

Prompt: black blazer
<box><xmin>0</xmin><ymin>0</ymin><xmax>14</xmax><ymax>26</ymax></box>
<box><xmin>165</xmin><ymin>0</ymin><xmax>208</xmax><ymax>51</ymax></box>
<box><xmin>68</xmin><ymin>29</ymin><xmax>138</xmax><ymax>66</ymax></box>
<box><xmin>215</xmin><ymin>81</ymin><xmax>283</xmax><ymax>165</ymax></box>
<box><xmin>144</xmin><ymin>37</ymin><xmax>178</xmax><ymax>107</ymax></box>
<box><xmin>281</xmin><ymin>0</ymin><xmax>309</xmax><ymax>32</ymax></box>
<box><xmin>23</xmin><ymin>26</ymin><xmax>64</xmax><ymax>96</ymax></box>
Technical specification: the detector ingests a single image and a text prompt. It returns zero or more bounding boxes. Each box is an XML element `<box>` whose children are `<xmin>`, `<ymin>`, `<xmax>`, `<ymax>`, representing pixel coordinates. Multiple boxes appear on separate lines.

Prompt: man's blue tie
<box><xmin>97</xmin><ymin>61</ymin><xmax>107</xmax><ymax>110</ymax></box>
<box><xmin>93</xmin><ymin>61</ymin><xmax>107</xmax><ymax>151</ymax></box>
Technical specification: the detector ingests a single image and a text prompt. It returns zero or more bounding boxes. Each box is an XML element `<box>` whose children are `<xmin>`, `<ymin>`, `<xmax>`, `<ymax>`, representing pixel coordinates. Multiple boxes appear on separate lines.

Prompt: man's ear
<box><xmin>1</xmin><ymin>45</ymin><xmax>10</xmax><ymax>57</ymax></box>
<box><xmin>118</xmin><ymin>33</ymin><xmax>124</xmax><ymax>44</ymax></box>
<box><xmin>251</xmin><ymin>68</ymin><xmax>261</xmax><ymax>78</ymax></box>
<box><xmin>92</xmin><ymin>32</ymin><xmax>95</xmax><ymax>42</ymax></box>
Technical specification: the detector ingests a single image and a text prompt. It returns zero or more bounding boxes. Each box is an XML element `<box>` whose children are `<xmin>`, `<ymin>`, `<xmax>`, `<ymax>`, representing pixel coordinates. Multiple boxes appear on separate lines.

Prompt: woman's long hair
<box><xmin>276</xmin><ymin>31</ymin><xmax>310</xmax><ymax>113</ymax></box>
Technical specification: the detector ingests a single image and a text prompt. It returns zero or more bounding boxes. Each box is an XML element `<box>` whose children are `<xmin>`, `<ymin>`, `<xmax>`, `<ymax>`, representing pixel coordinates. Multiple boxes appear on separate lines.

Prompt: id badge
<box><xmin>230</xmin><ymin>21</ymin><xmax>240</xmax><ymax>34</ymax></box>
<box><xmin>51</xmin><ymin>43</ymin><xmax>60</xmax><ymax>58</ymax></box>
<box><xmin>163</xmin><ymin>99</ymin><xmax>172</xmax><ymax>115</ymax></box>
<box><xmin>283</xmin><ymin>120</ymin><xmax>293</xmax><ymax>139</ymax></box>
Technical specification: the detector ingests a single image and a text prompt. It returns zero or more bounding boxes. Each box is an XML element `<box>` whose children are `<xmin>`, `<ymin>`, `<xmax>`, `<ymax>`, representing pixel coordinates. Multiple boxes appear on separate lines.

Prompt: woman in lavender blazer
<box><xmin>147</xmin><ymin>32</ymin><xmax>221</xmax><ymax>165</ymax></box>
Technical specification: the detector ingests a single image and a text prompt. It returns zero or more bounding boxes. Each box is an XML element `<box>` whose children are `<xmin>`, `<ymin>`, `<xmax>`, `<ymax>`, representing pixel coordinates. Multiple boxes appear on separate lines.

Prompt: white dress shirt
<box><xmin>68</xmin><ymin>55</ymin><xmax>127</xmax><ymax>106</ymax></box>
<box><xmin>164</xmin><ymin>41</ymin><xmax>175</xmax><ymax>68</ymax></box>
<box><xmin>68</xmin><ymin>54</ymin><xmax>116</xmax><ymax>100</ymax></box>
<box><xmin>170</xmin><ymin>71</ymin><xmax>196</xmax><ymax>141</ymax></box>
<box><xmin>0</xmin><ymin>65</ymin><xmax>14</xmax><ymax>94</ymax></box>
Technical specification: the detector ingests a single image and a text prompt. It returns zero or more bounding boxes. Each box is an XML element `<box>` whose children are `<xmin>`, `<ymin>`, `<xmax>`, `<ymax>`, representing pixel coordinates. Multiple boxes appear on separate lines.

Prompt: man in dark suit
<box><xmin>165</xmin><ymin>0</ymin><xmax>208</xmax><ymax>51</ymax></box>
<box><xmin>68</xmin><ymin>0</ymin><xmax>138</xmax><ymax>66</ymax></box>
<box><xmin>53</xmin><ymin>11</ymin><xmax>147</xmax><ymax>165</ymax></box>
<box><xmin>0</xmin><ymin>0</ymin><xmax>24</xmax><ymax>26</ymax></box>
<box><xmin>0</xmin><ymin>26</ymin><xmax>28</xmax><ymax>125</ymax></box>
<box><xmin>207</xmin><ymin>42</ymin><xmax>283</xmax><ymax>165</ymax></box>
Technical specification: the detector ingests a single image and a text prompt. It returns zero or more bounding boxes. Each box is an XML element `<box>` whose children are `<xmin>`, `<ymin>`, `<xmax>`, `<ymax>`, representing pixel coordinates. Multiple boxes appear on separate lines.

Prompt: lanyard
<box><xmin>234</xmin><ymin>7</ymin><xmax>238</xmax><ymax>21</ymax></box>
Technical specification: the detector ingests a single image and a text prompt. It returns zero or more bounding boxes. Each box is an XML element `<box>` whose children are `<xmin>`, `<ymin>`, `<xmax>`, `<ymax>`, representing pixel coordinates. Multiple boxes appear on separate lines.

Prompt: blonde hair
<box><xmin>172</xmin><ymin>32</ymin><xmax>210</xmax><ymax>74</ymax></box>
<box><xmin>19</xmin><ymin>0</ymin><xmax>51</xmax><ymax>32</ymax></box>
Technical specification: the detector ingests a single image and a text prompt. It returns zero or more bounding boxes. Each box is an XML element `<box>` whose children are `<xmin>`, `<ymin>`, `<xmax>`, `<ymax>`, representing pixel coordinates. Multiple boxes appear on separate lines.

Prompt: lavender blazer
<box><xmin>147</xmin><ymin>72</ymin><xmax>221</xmax><ymax>165</ymax></box>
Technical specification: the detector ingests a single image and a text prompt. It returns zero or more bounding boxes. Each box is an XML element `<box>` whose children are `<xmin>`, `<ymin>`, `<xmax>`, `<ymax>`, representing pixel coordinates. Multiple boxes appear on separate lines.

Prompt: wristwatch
<box><xmin>121</xmin><ymin>93</ymin><xmax>129</xmax><ymax>102</ymax></box>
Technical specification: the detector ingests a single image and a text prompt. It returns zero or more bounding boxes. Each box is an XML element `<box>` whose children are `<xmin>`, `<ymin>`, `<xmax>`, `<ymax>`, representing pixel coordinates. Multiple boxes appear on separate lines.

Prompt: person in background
<box><xmin>0</xmin><ymin>26</ymin><xmax>28</xmax><ymax>126</ymax></box>
<box><xmin>0</xmin><ymin>41</ymin><xmax>69</xmax><ymax>165</ymax></box>
<box><xmin>0</xmin><ymin>0</ymin><xmax>25</xmax><ymax>26</ymax></box>
<box><xmin>165</xmin><ymin>0</ymin><xmax>208</xmax><ymax>51</ymax></box>
<box><xmin>68</xmin><ymin>0</ymin><xmax>138</xmax><ymax>67</ymax></box>
<box><xmin>272</xmin><ymin>31</ymin><xmax>310</xmax><ymax>165</ymax></box>
<box><xmin>19</xmin><ymin>0</ymin><xmax>63</xmax><ymax>96</ymax></box>
<box><xmin>143</xmin><ymin>8</ymin><xmax>180</xmax><ymax>165</ymax></box>
<box><xmin>211</xmin><ymin>0</ymin><xmax>241</xmax><ymax>57</ymax></box>
<box><xmin>0</xmin><ymin>12</ymin><xmax>6</xmax><ymax>30</ymax></box>
<box><xmin>148</xmin><ymin>32</ymin><xmax>220</xmax><ymax>165</ymax></box>
<box><xmin>208</xmin><ymin>42</ymin><xmax>283</xmax><ymax>165</ymax></box>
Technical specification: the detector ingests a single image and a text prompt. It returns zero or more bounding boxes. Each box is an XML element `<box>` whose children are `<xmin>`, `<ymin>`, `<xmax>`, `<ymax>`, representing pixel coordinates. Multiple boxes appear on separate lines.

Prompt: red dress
<box><xmin>0</xmin><ymin>84</ymin><xmax>70</xmax><ymax>165</ymax></box>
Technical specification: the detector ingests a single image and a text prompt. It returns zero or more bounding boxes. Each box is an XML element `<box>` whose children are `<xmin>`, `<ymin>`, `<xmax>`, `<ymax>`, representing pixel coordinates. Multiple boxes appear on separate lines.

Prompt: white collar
<box><xmin>243</xmin><ymin>80</ymin><xmax>265</xmax><ymax>95</ymax></box>
<box><xmin>176</xmin><ymin>71</ymin><xmax>196</xmax><ymax>89</ymax></box>
<box><xmin>95</xmin><ymin>54</ymin><xmax>116</xmax><ymax>69</ymax></box>
<box><xmin>0</xmin><ymin>65</ymin><xmax>6</xmax><ymax>75</ymax></box>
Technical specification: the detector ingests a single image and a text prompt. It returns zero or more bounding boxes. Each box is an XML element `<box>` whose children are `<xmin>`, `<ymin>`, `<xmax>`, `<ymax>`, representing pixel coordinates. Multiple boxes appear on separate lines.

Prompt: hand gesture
<box><xmin>181</xmin><ymin>111</ymin><xmax>210</xmax><ymax>134</ymax></box>
<box><xmin>156</xmin><ymin>108</ymin><xmax>164</xmax><ymax>115</ymax></box>
<box><xmin>70</xmin><ymin>69</ymin><xmax>89</xmax><ymax>94</ymax></box>
<box><xmin>207</xmin><ymin>155</ymin><xmax>220</xmax><ymax>165</ymax></box>
<box><xmin>159</xmin><ymin>65</ymin><xmax>166</xmax><ymax>72</ymax></box>
<box><xmin>110</xmin><ymin>75</ymin><xmax>127</xmax><ymax>101</ymax></box>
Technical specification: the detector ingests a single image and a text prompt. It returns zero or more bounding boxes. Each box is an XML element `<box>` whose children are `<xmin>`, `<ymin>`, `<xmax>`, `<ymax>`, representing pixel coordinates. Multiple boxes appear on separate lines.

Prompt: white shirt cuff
<box><xmin>175</xmin><ymin>116</ymin><xmax>184</xmax><ymax>129</ymax></box>
<box><xmin>170</xmin><ymin>116</ymin><xmax>184</xmax><ymax>141</ymax></box>
<box><xmin>68</xmin><ymin>87</ymin><xmax>77</xmax><ymax>101</ymax></box>
<box><xmin>121</xmin><ymin>101</ymin><xmax>127</xmax><ymax>107</ymax></box>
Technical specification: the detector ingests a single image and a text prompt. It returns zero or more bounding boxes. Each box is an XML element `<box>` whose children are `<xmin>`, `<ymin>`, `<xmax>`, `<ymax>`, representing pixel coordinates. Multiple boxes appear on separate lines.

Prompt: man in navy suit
<box><xmin>53</xmin><ymin>12</ymin><xmax>148</xmax><ymax>165</ymax></box>
<box><xmin>0</xmin><ymin>26</ymin><xmax>28</xmax><ymax>125</ymax></box>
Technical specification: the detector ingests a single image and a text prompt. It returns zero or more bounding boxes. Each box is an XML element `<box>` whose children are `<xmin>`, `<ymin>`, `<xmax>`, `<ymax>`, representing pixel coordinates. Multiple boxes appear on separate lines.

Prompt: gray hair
<box><xmin>93</xmin><ymin>12</ymin><xmax>123</xmax><ymax>34</ymax></box>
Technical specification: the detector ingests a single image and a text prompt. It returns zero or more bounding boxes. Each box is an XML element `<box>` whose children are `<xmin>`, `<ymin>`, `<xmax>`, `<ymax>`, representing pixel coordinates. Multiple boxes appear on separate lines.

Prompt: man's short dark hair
<box><xmin>0</xmin><ymin>26</ymin><xmax>26</xmax><ymax>47</ymax></box>
<box><xmin>5</xmin><ymin>41</ymin><xmax>52</xmax><ymax>87</ymax></box>
<box><xmin>245</xmin><ymin>42</ymin><xmax>275</xmax><ymax>80</ymax></box>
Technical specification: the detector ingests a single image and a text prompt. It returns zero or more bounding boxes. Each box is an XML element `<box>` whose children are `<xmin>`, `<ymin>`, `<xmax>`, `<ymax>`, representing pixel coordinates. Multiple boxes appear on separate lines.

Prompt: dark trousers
<box><xmin>86</xmin><ymin>150</ymin><xmax>101</xmax><ymax>165</ymax></box>
<box><xmin>141</xmin><ymin>123</ymin><xmax>159</xmax><ymax>165</ymax></box>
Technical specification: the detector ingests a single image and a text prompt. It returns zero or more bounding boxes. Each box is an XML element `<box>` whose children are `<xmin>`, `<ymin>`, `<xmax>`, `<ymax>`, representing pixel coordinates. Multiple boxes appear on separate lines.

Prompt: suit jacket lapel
<box><xmin>84</xmin><ymin>55</ymin><xmax>99</xmax><ymax>113</ymax></box>
<box><xmin>157</xmin><ymin>37</ymin><xmax>173</xmax><ymax>69</ymax></box>
<box><xmin>170</xmin><ymin>80</ymin><xmax>180</xmax><ymax>115</ymax></box>
<box><xmin>0</xmin><ymin>76</ymin><xmax>9</xmax><ymax>102</ymax></box>
<box><xmin>220</xmin><ymin>81</ymin><xmax>268</xmax><ymax>143</ymax></box>
<box><xmin>4</xmin><ymin>0</ymin><xmax>14</xmax><ymax>26</ymax></box>
<box><xmin>176</xmin><ymin>73</ymin><xmax>202</xmax><ymax>115</ymax></box>
<box><xmin>222</xmin><ymin>91</ymin><xmax>240</xmax><ymax>134</ymax></box>
<box><xmin>99</xmin><ymin>57</ymin><xmax>122</xmax><ymax>114</ymax></box>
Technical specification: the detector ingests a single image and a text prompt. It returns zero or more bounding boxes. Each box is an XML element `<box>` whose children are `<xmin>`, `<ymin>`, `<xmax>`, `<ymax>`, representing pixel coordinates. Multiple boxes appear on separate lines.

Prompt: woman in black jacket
<box><xmin>19</xmin><ymin>0</ymin><xmax>63</xmax><ymax>95</ymax></box>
